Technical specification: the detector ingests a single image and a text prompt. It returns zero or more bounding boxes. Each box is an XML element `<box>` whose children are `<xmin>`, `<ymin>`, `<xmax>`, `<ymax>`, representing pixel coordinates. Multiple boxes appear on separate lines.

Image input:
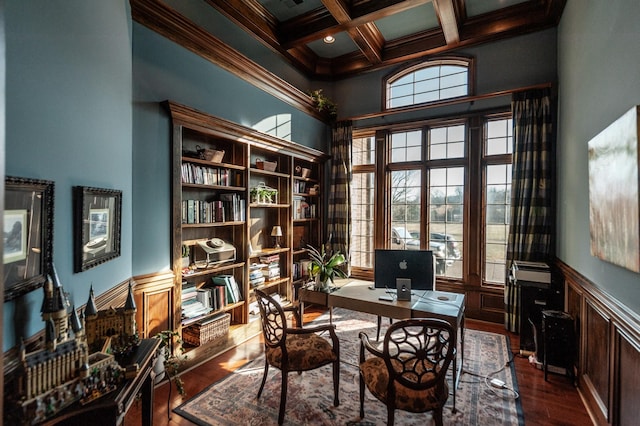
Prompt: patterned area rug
<box><xmin>175</xmin><ymin>308</ymin><xmax>524</xmax><ymax>425</ymax></box>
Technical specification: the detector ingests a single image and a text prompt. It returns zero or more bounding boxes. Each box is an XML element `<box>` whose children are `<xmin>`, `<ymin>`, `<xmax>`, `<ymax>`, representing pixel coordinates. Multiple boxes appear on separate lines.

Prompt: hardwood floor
<box><xmin>125</xmin><ymin>307</ymin><xmax>593</xmax><ymax>425</ymax></box>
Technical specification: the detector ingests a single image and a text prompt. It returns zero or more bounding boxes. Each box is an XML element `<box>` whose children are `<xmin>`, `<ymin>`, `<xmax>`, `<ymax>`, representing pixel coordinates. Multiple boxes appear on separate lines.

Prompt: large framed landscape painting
<box><xmin>588</xmin><ymin>105</ymin><xmax>640</xmax><ymax>273</ymax></box>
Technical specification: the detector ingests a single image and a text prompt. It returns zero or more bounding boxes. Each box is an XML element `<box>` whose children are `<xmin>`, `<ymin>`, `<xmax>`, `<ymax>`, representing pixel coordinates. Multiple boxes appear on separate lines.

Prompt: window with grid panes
<box><xmin>351</xmin><ymin>135</ymin><xmax>375</xmax><ymax>269</ymax></box>
<box><xmin>484</xmin><ymin>117</ymin><xmax>513</xmax><ymax>285</ymax></box>
<box><xmin>386</xmin><ymin>60</ymin><xmax>470</xmax><ymax>109</ymax></box>
<box><xmin>350</xmin><ymin>57</ymin><xmax>515</xmax><ymax>290</ymax></box>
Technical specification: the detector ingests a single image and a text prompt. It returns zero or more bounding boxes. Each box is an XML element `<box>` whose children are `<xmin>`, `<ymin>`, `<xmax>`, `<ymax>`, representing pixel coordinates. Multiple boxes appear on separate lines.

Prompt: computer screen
<box><xmin>374</xmin><ymin>249</ymin><xmax>435</xmax><ymax>291</ymax></box>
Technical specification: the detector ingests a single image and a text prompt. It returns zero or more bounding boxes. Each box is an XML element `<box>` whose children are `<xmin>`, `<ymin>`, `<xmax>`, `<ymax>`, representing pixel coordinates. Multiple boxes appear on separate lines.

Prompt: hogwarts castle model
<box><xmin>7</xmin><ymin>268</ymin><xmax>140</xmax><ymax>425</ymax></box>
<box><xmin>84</xmin><ymin>283</ymin><xmax>139</xmax><ymax>356</ymax></box>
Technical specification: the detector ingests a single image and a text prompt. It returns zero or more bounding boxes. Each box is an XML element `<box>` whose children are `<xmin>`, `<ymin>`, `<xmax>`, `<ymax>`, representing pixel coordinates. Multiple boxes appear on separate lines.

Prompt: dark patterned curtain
<box><xmin>327</xmin><ymin>120</ymin><xmax>352</xmax><ymax>274</ymax></box>
<box><xmin>505</xmin><ymin>88</ymin><xmax>554</xmax><ymax>332</ymax></box>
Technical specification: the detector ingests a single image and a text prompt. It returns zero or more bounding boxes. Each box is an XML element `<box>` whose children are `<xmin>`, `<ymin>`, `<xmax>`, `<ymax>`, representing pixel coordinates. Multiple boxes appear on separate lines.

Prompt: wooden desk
<box><xmin>42</xmin><ymin>338</ymin><xmax>160</xmax><ymax>426</ymax></box>
<box><xmin>327</xmin><ymin>279</ymin><xmax>465</xmax><ymax>411</ymax></box>
<box><xmin>298</xmin><ymin>279</ymin><xmax>349</xmax><ymax>326</ymax></box>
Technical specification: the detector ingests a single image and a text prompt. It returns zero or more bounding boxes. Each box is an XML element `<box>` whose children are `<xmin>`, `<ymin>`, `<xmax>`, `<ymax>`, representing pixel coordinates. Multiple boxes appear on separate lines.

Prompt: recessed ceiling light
<box><xmin>323</xmin><ymin>35</ymin><xmax>335</xmax><ymax>44</ymax></box>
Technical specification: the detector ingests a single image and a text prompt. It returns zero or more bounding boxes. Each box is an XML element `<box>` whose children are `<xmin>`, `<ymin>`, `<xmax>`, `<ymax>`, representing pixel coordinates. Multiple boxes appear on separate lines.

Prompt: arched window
<box><xmin>384</xmin><ymin>57</ymin><xmax>472</xmax><ymax>109</ymax></box>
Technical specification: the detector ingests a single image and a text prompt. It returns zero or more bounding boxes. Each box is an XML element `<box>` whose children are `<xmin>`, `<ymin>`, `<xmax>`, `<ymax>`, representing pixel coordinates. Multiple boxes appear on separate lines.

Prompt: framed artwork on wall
<box><xmin>4</xmin><ymin>176</ymin><xmax>54</xmax><ymax>301</ymax></box>
<box><xmin>73</xmin><ymin>186</ymin><xmax>122</xmax><ymax>272</ymax></box>
<box><xmin>588</xmin><ymin>105</ymin><xmax>640</xmax><ymax>273</ymax></box>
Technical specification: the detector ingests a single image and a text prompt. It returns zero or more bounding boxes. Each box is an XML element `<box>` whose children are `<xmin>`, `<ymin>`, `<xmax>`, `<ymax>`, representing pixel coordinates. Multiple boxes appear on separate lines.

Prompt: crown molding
<box><xmin>130</xmin><ymin>0</ymin><xmax>328</xmax><ymax>123</ymax></box>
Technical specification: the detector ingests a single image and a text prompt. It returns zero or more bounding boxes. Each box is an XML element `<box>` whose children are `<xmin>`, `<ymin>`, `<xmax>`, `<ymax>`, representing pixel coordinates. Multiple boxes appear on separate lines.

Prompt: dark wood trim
<box><xmin>164</xmin><ymin>101</ymin><xmax>329</xmax><ymax>162</ymax></box>
<box><xmin>556</xmin><ymin>258</ymin><xmax>640</xmax><ymax>426</ymax></box>
<box><xmin>556</xmin><ymin>260</ymin><xmax>640</xmax><ymax>339</ymax></box>
<box><xmin>131</xmin><ymin>271</ymin><xmax>175</xmax><ymax>338</ymax></box>
<box><xmin>350</xmin><ymin>82</ymin><xmax>553</xmax><ymax>123</ymax></box>
<box><xmin>203</xmin><ymin>0</ymin><xmax>564</xmax><ymax>79</ymax></box>
<box><xmin>130</xmin><ymin>0</ymin><xmax>327</xmax><ymax>122</ymax></box>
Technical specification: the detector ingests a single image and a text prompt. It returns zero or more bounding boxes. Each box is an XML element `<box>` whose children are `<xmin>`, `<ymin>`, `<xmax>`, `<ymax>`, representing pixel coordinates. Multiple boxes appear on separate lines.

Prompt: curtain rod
<box><xmin>345</xmin><ymin>82</ymin><xmax>553</xmax><ymax>122</ymax></box>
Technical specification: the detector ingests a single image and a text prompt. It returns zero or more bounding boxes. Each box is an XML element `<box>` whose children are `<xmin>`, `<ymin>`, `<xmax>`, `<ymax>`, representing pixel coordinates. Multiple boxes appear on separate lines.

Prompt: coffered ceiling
<box><xmin>205</xmin><ymin>0</ymin><xmax>566</xmax><ymax>79</ymax></box>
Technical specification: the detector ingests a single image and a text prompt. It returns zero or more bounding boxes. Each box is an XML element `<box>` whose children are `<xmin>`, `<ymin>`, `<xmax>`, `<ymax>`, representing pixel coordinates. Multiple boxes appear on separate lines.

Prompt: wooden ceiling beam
<box><xmin>432</xmin><ymin>0</ymin><xmax>460</xmax><ymax>45</ymax></box>
<box><xmin>204</xmin><ymin>0</ymin><xmax>279</xmax><ymax>45</ymax></box>
<box><xmin>321</xmin><ymin>0</ymin><xmax>383</xmax><ymax>64</ymax></box>
<box><xmin>280</xmin><ymin>0</ymin><xmax>430</xmax><ymax>48</ymax></box>
<box><xmin>347</xmin><ymin>22</ymin><xmax>384</xmax><ymax>64</ymax></box>
<box><xmin>138</xmin><ymin>0</ymin><xmax>566</xmax><ymax>80</ymax></box>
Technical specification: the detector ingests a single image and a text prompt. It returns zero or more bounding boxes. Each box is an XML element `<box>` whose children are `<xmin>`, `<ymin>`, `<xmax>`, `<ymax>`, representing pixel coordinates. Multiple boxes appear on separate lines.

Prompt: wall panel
<box><xmin>558</xmin><ymin>259</ymin><xmax>640</xmax><ymax>426</ymax></box>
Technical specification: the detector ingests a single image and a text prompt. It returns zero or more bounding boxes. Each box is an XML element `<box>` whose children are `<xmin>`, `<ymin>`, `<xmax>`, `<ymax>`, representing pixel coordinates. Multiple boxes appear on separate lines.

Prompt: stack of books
<box><xmin>182</xmin><ymin>281</ymin><xmax>213</xmax><ymax>325</ymax></box>
<box><xmin>262</xmin><ymin>263</ymin><xmax>280</xmax><ymax>281</ymax></box>
<box><xmin>259</xmin><ymin>254</ymin><xmax>280</xmax><ymax>281</ymax></box>
<box><xmin>249</xmin><ymin>263</ymin><xmax>266</xmax><ymax>288</ymax></box>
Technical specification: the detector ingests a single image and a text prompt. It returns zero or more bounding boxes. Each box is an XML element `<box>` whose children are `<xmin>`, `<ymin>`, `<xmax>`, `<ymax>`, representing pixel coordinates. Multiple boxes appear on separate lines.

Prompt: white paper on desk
<box><xmin>412</xmin><ymin>296</ymin><xmax>460</xmax><ymax>316</ymax></box>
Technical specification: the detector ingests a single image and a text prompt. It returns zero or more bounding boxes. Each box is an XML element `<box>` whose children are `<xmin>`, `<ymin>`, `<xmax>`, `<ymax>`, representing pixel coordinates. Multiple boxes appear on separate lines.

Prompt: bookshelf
<box><xmin>291</xmin><ymin>158</ymin><xmax>323</xmax><ymax>299</ymax></box>
<box><xmin>167</xmin><ymin>101</ymin><xmax>327</xmax><ymax>358</ymax></box>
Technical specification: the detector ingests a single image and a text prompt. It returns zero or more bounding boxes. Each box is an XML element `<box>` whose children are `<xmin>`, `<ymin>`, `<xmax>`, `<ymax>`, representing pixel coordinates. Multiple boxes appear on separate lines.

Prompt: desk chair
<box><xmin>358</xmin><ymin>318</ymin><xmax>455</xmax><ymax>426</ymax></box>
<box><xmin>254</xmin><ymin>289</ymin><xmax>341</xmax><ymax>425</ymax></box>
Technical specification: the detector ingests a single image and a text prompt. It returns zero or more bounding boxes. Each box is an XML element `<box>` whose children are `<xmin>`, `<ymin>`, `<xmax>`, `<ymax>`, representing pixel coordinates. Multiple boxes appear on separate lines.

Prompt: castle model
<box><xmin>7</xmin><ymin>269</ymin><xmax>139</xmax><ymax>425</ymax></box>
<box><xmin>84</xmin><ymin>283</ymin><xmax>138</xmax><ymax>355</ymax></box>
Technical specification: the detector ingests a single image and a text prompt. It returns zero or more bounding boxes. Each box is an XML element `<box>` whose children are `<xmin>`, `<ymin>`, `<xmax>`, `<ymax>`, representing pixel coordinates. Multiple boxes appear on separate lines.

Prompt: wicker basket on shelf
<box><xmin>256</xmin><ymin>159</ymin><xmax>277</xmax><ymax>172</ymax></box>
<box><xmin>182</xmin><ymin>313</ymin><xmax>230</xmax><ymax>346</ymax></box>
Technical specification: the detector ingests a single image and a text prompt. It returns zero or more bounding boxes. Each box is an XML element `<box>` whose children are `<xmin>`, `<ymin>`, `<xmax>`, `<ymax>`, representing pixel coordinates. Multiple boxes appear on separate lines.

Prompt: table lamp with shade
<box><xmin>271</xmin><ymin>226</ymin><xmax>283</xmax><ymax>248</ymax></box>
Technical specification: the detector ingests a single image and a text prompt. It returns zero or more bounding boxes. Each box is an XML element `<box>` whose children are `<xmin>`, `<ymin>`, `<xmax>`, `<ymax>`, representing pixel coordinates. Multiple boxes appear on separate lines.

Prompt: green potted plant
<box><xmin>154</xmin><ymin>330</ymin><xmax>187</xmax><ymax>397</ymax></box>
<box><xmin>309</xmin><ymin>89</ymin><xmax>337</xmax><ymax>118</ymax></box>
<box><xmin>307</xmin><ymin>243</ymin><xmax>347</xmax><ymax>292</ymax></box>
<box><xmin>181</xmin><ymin>244</ymin><xmax>190</xmax><ymax>268</ymax></box>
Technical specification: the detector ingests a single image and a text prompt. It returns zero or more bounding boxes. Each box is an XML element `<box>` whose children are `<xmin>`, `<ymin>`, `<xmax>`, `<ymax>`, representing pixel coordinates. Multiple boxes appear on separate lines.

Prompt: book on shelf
<box><xmin>250</xmin><ymin>265</ymin><xmax>266</xmax><ymax>287</ymax></box>
<box><xmin>196</xmin><ymin>288</ymin><xmax>213</xmax><ymax>308</ymax></box>
<box><xmin>182</xmin><ymin>281</ymin><xmax>198</xmax><ymax>302</ymax></box>
<box><xmin>181</xmin><ymin>198</ymin><xmax>240</xmax><ymax>224</ymax></box>
<box><xmin>181</xmin><ymin>163</ymin><xmax>232</xmax><ymax>187</ymax></box>
<box><xmin>259</xmin><ymin>254</ymin><xmax>280</xmax><ymax>264</ymax></box>
<box><xmin>219</xmin><ymin>193</ymin><xmax>245</xmax><ymax>222</ymax></box>
<box><xmin>262</xmin><ymin>263</ymin><xmax>280</xmax><ymax>281</ymax></box>
<box><xmin>210</xmin><ymin>284</ymin><xmax>226</xmax><ymax>310</ymax></box>
<box><xmin>212</xmin><ymin>275</ymin><xmax>242</xmax><ymax>304</ymax></box>
<box><xmin>181</xmin><ymin>298</ymin><xmax>213</xmax><ymax>324</ymax></box>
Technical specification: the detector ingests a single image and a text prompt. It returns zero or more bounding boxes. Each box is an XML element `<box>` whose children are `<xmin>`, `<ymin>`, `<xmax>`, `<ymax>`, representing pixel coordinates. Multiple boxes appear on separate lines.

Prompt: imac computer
<box><xmin>374</xmin><ymin>249</ymin><xmax>435</xmax><ymax>297</ymax></box>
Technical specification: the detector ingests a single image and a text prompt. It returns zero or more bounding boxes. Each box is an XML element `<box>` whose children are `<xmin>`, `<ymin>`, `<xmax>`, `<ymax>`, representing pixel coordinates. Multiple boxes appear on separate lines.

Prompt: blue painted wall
<box><xmin>334</xmin><ymin>28</ymin><xmax>558</xmax><ymax>124</ymax></box>
<box><xmin>131</xmin><ymin>23</ymin><xmax>329</xmax><ymax>275</ymax></box>
<box><xmin>556</xmin><ymin>0</ymin><xmax>640</xmax><ymax>314</ymax></box>
<box><xmin>3</xmin><ymin>0</ymin><xmax>328</xmax><ymax>351</ymax></box>
<box><xmin>4</xmin><ymin>0</ymin><xmax>133</xmax><ymax>350</ymax></box>
<box><xmin>7</xmin><ymin>0</ymin><xmax>638</xmax><ymax>353</ymax></box>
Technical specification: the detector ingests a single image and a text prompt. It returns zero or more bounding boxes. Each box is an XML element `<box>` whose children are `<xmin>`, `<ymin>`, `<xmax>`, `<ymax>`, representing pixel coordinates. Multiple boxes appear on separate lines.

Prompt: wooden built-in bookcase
<box><xmin>166</xmin><ymin>101</ymin><xmax>328</xmax><ymax>360</ymax></box>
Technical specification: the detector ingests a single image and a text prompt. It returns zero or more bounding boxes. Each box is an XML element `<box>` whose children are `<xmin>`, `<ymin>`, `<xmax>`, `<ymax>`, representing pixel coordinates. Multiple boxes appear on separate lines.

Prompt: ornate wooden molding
<box><xmin>556</xmin><ymin>258</ymin><xmax>640</xmax><ymax>341</ymax></box>
<box><xmin>130</xmin><ymin>0</ymin><xmax>327</xmax><ymax>122</ymax></box>
<box><xmin>165</xmin><ymin>100</ymin><xmax>329</xmax><ymax>162</ymax></box>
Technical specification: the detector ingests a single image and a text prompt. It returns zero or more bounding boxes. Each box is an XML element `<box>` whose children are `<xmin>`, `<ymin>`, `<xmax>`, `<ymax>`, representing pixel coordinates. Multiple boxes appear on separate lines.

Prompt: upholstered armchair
<box><xmin>254</xmin><ymin>289</ymin><xmax>340</xmax><ymax>425</ymax></box>
<box><xmin>358</xmin><ymin>318</ymin><xmax>455</xmax><ymax>426</ymax></box>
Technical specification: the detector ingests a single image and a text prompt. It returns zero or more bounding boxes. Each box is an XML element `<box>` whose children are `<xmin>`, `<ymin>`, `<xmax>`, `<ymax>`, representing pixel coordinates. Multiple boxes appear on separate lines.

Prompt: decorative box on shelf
<box><xmin>182</xmin><ymin>312</ymin><xmax>230</xmax><ymax>346</ymax></box>
<box><xmin>201</xmin><ymin>148</ymin><xmax>225</xmax><ymax>163</ymax></box>
<box><xmin>256</xmin><ymin>159</ymin><xmax>277</xmax><ymax>171</ymax></box>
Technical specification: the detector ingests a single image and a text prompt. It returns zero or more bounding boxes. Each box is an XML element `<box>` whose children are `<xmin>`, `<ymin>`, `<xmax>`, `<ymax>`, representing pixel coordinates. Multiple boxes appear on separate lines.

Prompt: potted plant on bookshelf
<box><xmin>181</xmin><ymin>244</ymin><xmax>190</xmax><ymax>268</ymax></box>
<box><xmin>153</xmin><ymin>330</ymin><xmax>187</xmax><ymax>397</ymax></box>
<box><xmin>307</xmin><ymin>243</ymin><xmax>347</xmax><ymax>292</ymax></box>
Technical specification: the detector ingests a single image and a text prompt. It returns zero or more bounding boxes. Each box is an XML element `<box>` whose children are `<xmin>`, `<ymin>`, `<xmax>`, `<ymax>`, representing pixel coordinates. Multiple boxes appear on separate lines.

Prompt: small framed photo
<box><xmin>4</xmin><ymin>176</ymin><xmax>54</xmax><ymax>301</ymax></box>
<box><xmin>73</xmin><ymin>186</ymin><xmax>122</xmax><ymax>272</ymax></box>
